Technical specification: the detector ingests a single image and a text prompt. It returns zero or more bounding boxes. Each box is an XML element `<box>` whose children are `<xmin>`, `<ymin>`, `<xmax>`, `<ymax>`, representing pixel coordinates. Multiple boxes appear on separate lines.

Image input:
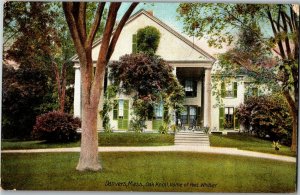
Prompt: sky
<box><xmin>118</xmin><ymin>3</ymin><xmax>183</xmax><ymax>33</ymax></box>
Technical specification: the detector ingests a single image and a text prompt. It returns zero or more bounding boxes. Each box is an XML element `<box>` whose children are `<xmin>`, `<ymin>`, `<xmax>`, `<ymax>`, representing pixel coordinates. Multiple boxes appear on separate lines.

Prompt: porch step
<box><xmin>174</xmin><ymin>131</ymin><xmax>210</xmax><ymax>146</ymax></box>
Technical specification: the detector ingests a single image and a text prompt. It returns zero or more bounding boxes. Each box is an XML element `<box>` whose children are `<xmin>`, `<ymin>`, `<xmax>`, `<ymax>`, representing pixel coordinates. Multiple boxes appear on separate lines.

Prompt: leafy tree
<box><xmin>137</xmin><ymin>26</ymin><xmax>161</xmax><ymax>54</ymax></box>
<box><xmin>3</xmin><ymin>2</ymin><xmax>58</xmax><ymax>138</ymax></box>
<box><xmin>63</xmin><ymin>2</ymin><xmax>138</xmax><ymax>171</ymax></box>
<box><xmin>178</xmin><ymin>4</ymin><xmax>298</xmax><ymax>151</ymax></box>
<box><xmin>2</xmin><ymin>64</ymin><xmax>49</xmax><ymax>139</ymax></box>
<box><xmin>236</xmin><ymin>95</ymin><xmax>292</xmax><ymax>146</ymax></box>
<box><xmin>109</xmin><ymin>53</ymin><xmax>185</xmax><ymax>121</ymax></box>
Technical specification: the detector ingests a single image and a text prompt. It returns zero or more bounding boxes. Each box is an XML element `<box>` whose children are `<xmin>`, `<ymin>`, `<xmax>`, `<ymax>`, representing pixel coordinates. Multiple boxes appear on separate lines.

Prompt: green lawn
<box><xmin>209</xmin><ymin>133</ymin><xmax>296</xmax><ymax>157</ymax></box>
<box><xmin>1</xmin><ymin>132</ymin><xmax>174</xmax><ymax>150</ymax></box>
<box><xmin>1</xmin><ymin>152</ymin><xmax>296</xmax><ymax>192</ymax></box>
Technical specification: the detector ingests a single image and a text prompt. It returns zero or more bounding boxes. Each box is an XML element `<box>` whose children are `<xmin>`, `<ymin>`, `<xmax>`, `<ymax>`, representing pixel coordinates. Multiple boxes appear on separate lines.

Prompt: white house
<box><xmin>72</xmin><ymin>9</ymin><xmax>257</xmax><ymax>133</ymax></box>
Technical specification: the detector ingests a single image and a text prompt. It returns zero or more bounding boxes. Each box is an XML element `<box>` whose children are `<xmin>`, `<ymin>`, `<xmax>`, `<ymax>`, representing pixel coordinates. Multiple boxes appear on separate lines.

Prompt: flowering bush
<box><xmin>32</xmin><ymin>111</ymin><xmax>81</xmax><ymax>142</ymax></box>
<box><xmin>236</xmin><ymin>94</ymin><xmax>292</xmax><ymax>145</ymax></box>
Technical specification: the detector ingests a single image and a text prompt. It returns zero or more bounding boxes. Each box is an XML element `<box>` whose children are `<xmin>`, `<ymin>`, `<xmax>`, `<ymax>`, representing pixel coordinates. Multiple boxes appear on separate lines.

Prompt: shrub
<box><xmin>236</xmin><ymin>94</ymin><xmax>292</xmax><ymax>145</ymax></box>
<box><xmin>32</xmin><ymin>111</ymin><xmax>81</xmax><ymax>142</ymax></box>
<box><xmin>129</xmin><ymin>115</ymin><xmax>146</xmax><ymax>133</ymax></box>
<box><xmin>158</xmin><ymin>122</ymin><xmax>169</xmax><ymax>134</ymax></box>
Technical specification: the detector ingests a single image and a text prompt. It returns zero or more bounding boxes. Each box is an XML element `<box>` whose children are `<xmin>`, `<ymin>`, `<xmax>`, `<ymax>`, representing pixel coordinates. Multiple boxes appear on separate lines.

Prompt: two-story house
<box><xmin>72</xmin><ymin>9</ymin><xmax>261</xmax><ymax>133</ymax></box>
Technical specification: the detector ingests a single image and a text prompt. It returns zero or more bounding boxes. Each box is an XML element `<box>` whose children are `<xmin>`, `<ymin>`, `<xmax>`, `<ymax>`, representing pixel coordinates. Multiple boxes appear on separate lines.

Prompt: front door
<box><xmin>178</xmin><ymin>106</ymin><xmax>200</xmax><ymax>127</ymax></box>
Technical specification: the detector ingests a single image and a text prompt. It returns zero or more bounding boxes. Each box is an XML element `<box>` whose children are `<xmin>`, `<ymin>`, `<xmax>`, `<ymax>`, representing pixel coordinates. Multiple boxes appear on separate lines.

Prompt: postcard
<box><xmin>1</xmin><ymin>1</ymin><xmax>298</xmax><ymax>193</ymax></box>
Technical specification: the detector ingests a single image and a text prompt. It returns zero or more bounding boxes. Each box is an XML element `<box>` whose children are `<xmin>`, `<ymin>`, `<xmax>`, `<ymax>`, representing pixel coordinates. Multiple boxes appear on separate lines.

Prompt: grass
<box><xmin>209</xmin><ymin>133</ymin><xmax>296</xmax><ymax>157</ymax></box>
<box><xmin>1</xmin><ymin>152</ymin><xmax>296</xmax><ymax>192</ymax></box>
<box><xmin>1</xmin><ymin>132</ymin><xmax>174</xmax><ymax>150</ymax></box>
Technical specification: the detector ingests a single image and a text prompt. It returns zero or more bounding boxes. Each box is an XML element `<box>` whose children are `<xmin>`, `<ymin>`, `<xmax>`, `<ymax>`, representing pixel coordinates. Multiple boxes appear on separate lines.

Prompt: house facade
<box><xmin>72</xmin><ymin>9</ymin><xmax>256</xmax><ymax>133</ymax></box>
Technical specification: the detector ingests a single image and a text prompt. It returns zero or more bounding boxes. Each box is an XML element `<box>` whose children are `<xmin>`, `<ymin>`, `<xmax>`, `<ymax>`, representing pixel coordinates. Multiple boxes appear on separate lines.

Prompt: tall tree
<box><xmin>3</xmin><ymin>2</ymin><xmax>58</xmax><ymax>138</ymax></box>
<box><xmin>63</xmin><ymin>2</ymin><xmax>138</xmax><ymax>171</ymax></box>
<box><xmin>178</xmin><ymin>3</ymin><xmax>299</xmax><ymax>152</ymax></box>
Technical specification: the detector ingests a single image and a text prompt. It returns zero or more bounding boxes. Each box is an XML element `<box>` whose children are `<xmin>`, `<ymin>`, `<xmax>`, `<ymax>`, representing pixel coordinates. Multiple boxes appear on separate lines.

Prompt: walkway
<box><xmin>2</xmin><ymin>145</ymin><xmax>296</xmax><ymax>163</ymax></box>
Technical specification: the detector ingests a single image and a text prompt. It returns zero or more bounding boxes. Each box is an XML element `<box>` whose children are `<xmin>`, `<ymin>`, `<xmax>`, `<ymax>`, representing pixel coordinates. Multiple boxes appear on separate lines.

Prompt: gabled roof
<box><xmin>71</xmin><ymin>9</ymin><xmax>216</xmax><ymax>62</ymax></box>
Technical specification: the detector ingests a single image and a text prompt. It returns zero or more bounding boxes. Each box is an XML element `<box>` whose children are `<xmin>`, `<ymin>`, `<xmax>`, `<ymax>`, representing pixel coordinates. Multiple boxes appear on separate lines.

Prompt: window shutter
<box><xmin>219</xmin><ymin>107</ymin><xmax>224</xmax><ymax>130</ymax></box>
<box><xmin>253</xmin><ymin>88</ymin><xmax>258</xmax><ymax>97</ymax></box>
<box><xmin>163</xmin><ymin>105</ymin><xmax>168</xmax><ymax>122</ymax></box>
<box><xmin>132</xmin><ymin>34</ymin><xmax>137</xmax><ymax>54</ymax></box>
<box><xmin>221</xmin><ymin>82</ymin><xmax>225</xmax><ymax>98</ymax></box>
<box><xmin>233</xmin><ymin>82</ymin><xmax>237</xmax><ymax>98</ymax></box>
<box><xmin>152</xmin><ymin>119</ymin><xmax>162</xmax><ymax>130</ymax></box>
<box><xmin>113</xmin><ymin>100</ymin><xmax>118</xmax><ymax>120</ymax></box>
<box><xmin>197</xmin><ymin>107</ymin><xmax>201</xmax><ymax>126</ymax></box>
<box><xmin>123</xmin><ymin>100</ymin><xmax>129</xmax><ymax>129</ymax></box>
<box><xmin>234</xmin><ymin>108</ymin><xmax>240</xmax><ymax>130</ymax></box>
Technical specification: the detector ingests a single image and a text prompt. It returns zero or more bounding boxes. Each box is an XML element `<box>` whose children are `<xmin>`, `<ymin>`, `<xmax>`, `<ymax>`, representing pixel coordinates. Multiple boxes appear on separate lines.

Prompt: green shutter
<box><xmin>123</xmin><ymin>100</ymin><xmax>129</xmax><ymax>129</ymax></box>
<box><xmin>233</xmin><ymin>82</ymin><xmax>237</xmax><ymax>98</ymax></box>
<box><xmin>163</xmin><ymin>105</ymin><xmax>168</xmax><ymax>123</ymax></box>
<box><xmin>219</xmin><ymin>107</ymin><xmax>224</xmax><ymax>130</ymax></box>
<box><xmin>221</xmin><ymin>82</ymin><xmax>225</xmax><ymax>98</ymax></box>
<box><xmin>113</xmin><ymin>100</ymin><xmax>118</xmax><ymax>120</ymax></box>
<box><xmin>132</xmin><ymin>34</ymin><xmax>137</xmax><ymax>54</ymax></box>
<box><xmin>253</xmin><ymin>88</ymin><xmax>258</xmax><ymax>97</ymax></box>
<box><xmin>234</xmin><ymin>108</ymin><xmax>240</xmax><ymax>130</ymax></box>
<box><xmin>152</xmin><ymin>119</ymin><xmax>163</xmax><ymax>130</ymax></box>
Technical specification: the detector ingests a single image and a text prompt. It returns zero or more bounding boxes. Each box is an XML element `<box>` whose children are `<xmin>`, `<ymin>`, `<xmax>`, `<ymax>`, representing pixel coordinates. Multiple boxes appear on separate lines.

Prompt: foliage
<box><xmin>109</xmin><ymin>53</ymin><xmax>185</xmax><ymax>121</ymax></box>
<box><xmin>2</xmin><ymin>64</ymin><xmax>50</xmax><ymax>139</ymax></box>
<box><xmin>236</xmin><ymin>95</ymin><xmax>292</xmax><ymax>145</ymax></box>
<box><xmin>158</xmin><ymin>122</ymin><xmax>169</xmax><ymax>134</ymax></box>
<box><xmin>202</xmin><ymin>126</ymin><xmax>210</xmax><ymax>134</ymax></box>
<box><xmin>129</xmin><ymin>115</ymin><xmax>146</xmax><ymax>133</ymax></box>
<box><xmin>273</xmin><ymin>141</ymin><xmax>281</xmax><ymax>151</ymax></box>
<box><xmin>32</xmin><ymin>111</ymin><xmax>81</xmax><ymax>143</ymax></box>
<box><xmin>99</xmin><ymin>85</ymin><xmax>118</xmax><ymax>131</ymax></box>
<box><xmin>137</xmin><ymin>26</ymin><xmax>161</xmax><ymax>55</ymax></box>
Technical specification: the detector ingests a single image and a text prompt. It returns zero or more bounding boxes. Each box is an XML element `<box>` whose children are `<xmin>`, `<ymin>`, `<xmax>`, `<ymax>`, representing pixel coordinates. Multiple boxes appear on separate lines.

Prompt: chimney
<box><xmin>146</xmin><ymin>10</ymin><xmax>153</xmax><ymax>16</ymax></box>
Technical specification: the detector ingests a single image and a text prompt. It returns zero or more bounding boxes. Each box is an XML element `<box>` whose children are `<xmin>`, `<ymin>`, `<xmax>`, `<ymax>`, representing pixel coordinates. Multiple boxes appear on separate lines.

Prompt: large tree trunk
<box><xmin>76</xmin><ymin>103</ymin><xmax>100</xmax><ymax>171</ymax></box>
<box><xmin>283</xmin><ymin>91</ymin><xmax>297</xmax><ymax>152</ymax></box>
<box><xmin>76</xmin><ymin>64</ymin><xmax>105</xmax><ymax>171</ymax></box>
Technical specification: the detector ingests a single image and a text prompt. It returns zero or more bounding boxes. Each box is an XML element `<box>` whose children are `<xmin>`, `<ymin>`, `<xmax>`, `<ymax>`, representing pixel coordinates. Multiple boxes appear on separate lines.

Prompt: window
<box><xmin>245</xmin><ymin>87</ymin><xmax>258</xmax><ymax>100</ymax></box>
<box><xmin>189</xmin><ymin>106</ymin><xmax>197</xmax><ymax>126</ymax></box>
<box><xmin>224</xmin><ymin>107</ymin><xmax>234</xmax><ymax>129</ymax></box>
<box><xmin>154</xmin><ymin>102</ymin><xmax>163</xmax><ymax>119</ymax></box>
<box><xmin>118</xmin><ymin>99</ymin><xmax>124</xmax><ymax>117</ymax></box>
<box><xmin>221</xmin><ymin>82</ymin><xmax>237</xmax><ymax>98</ymax></box>
<box><xmin>184</xmin><ymin>80</ymin><xmax>197</xmax><ymax>97</ymax></box>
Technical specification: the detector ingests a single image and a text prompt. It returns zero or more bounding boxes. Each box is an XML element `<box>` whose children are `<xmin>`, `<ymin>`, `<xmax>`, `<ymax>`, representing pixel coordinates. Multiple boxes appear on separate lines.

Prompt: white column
<box><xmin>172</xmin><ymin>66</ymin><xmax>177</xmax><ymax>76</ymax></box>
<box><xmin>73</xmin><ymin>66</ymin><xmax>81</xmax><ymax>118</ymax></box>
<box><xmin>203</xmin><ymin>68</ymin><xmax>212</xmax><ymax>127</ymax></box>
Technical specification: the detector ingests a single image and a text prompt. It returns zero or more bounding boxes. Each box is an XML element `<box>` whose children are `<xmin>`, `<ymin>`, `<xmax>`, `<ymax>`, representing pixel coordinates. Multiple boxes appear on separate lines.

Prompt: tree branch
<box><xmin>281</xmin><ymin>10</ymin><xmax>292</xmax><ymax>59</ymax></box>
<box><xmin>63</xmin><ymin>2</ymin><xmax>87</xmax><ymax>66</ymax></box>
<box><xmin>106</xmin><ymin>2</ymin><xmax>138</xmax><ymax>60</ymax></box>
<box><xmin>266</xmin><ymin>8</ymin><xmax>286</xmax><ymax>59</ymax></box>
<box><xmin>91</xmin><ymin>3</ymin><xmax>121</xmax><ymax>103</ymax></box>
<box><xmin>86</xmin><ymin>2</ymin><xmax>105</xmax><ymax>47</ymax></box>
<box><xmin>78</xmin><ymin>2</ymin><xmax>87</xmax><ymax>44</ymax></box>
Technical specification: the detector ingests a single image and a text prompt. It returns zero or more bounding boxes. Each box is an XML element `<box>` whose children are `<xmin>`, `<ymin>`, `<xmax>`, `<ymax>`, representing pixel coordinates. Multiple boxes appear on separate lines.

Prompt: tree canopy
<box><xmin>109</xmin><ymin>53</ymin><xmax>184</xmax><ymax>119</ymax></box>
